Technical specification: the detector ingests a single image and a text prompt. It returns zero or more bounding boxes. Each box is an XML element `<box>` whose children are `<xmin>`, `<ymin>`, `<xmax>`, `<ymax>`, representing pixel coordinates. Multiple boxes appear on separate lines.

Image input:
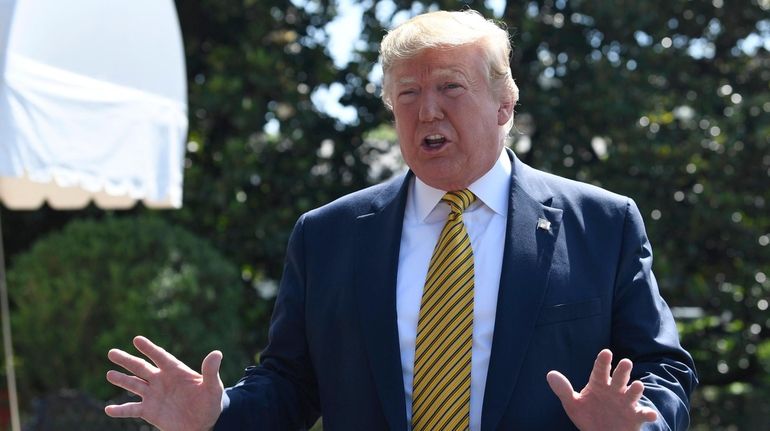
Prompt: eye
<box><xmin>397</xmin><ymin>88</ymin><xmax>418</xmax><ymax>103</ymax></box>
<box><xmin>442</xmin><ymin>82</ymin><xmax>465</xmax><ymax>94</ymax></box>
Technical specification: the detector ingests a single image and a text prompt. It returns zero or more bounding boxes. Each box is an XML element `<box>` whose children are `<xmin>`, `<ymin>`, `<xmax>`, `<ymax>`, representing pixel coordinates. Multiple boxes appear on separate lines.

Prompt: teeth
<box><xmin>423</xmin><ymin>134</ymin><xmax>447</xmax><ymax>148</ymax></box>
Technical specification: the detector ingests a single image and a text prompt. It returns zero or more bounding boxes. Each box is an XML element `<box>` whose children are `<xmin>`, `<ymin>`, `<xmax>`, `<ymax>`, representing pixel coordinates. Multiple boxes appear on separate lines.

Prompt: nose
<box><xmin>418</xmin><ymin>91</ymin><xmax>444</xmax><ymax>122</ymax></box>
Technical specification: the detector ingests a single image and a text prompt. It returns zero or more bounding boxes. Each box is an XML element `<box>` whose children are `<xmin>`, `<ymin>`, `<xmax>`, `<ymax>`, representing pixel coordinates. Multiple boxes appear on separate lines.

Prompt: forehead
<box><xmin>390</xmin><ymin>45</ymin><xmax>486</xmax><ymax>83</ymax></box>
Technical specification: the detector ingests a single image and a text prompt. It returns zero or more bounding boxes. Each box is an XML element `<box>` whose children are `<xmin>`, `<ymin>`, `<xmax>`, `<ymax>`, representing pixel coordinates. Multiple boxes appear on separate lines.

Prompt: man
<box><xmin>106</xmin><ymin>10</ymin><xmax>697</xmax><ymax>431</ymax></box>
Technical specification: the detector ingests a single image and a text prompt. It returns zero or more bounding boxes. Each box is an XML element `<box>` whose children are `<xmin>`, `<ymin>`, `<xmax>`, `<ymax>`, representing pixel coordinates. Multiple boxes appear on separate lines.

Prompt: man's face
<box><xmin>389</xmin><ymin>44</ymin><xmax>512</xmax><ymax>191</ymax></box>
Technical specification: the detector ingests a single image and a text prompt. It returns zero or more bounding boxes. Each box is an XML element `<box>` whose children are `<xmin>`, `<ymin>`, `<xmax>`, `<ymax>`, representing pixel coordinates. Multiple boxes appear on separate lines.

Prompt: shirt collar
<box><xmin>413</xmin><ymin>149</ymin><xmax>511</xmax><ymax>222</ymax></box>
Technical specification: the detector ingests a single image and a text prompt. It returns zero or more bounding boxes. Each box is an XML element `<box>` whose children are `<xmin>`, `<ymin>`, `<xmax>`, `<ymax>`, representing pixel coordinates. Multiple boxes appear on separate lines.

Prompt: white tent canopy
<box><xmin>0</xmin><ymin>1</ymin><xmax>188</xmax><ymax>429</ymax></box>
<box><xmin>0</xmin><ymin>0</ymin><xmax>188</xmax><ymax>209</ymax></box>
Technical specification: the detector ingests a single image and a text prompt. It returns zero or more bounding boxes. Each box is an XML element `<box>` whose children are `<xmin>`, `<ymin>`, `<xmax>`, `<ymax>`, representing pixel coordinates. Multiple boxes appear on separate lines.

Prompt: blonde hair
<box><xmin>380</xmin><ymin>9</ymin><xmax>519</xmax><ymax>128</ymax></box>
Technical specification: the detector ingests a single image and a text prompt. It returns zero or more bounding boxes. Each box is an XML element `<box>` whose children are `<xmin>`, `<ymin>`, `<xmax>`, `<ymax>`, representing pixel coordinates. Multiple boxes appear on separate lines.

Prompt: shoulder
<box><xmin>302</xmin><ymin>172</ymin><xmax>408</xmax><ymax>222</ymax></box>
<box><xmin>514</xmin><ymin>156</ymin><xmax>637</xmax><ymax>223</ymax></box>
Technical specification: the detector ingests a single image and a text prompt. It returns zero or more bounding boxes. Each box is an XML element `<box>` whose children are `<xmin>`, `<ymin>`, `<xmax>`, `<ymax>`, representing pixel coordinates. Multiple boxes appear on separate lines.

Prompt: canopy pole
<box><xmin>0</xmin><ymin>210</ymin><xmax>21</xmax><ymax>431</ymax></box>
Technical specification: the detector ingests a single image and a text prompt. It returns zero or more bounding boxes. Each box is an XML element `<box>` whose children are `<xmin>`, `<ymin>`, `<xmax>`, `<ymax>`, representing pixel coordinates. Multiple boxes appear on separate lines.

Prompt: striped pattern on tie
<box><xmin>412</xmin><ymin>189</ymin><xmax>476</xmax><ymax>431</ymax></box>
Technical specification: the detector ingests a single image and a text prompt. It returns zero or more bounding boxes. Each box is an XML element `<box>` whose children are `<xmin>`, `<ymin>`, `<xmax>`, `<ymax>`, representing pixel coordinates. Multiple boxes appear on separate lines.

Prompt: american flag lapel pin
<box><xmin>537</xmin><ymin>217</ymin><xmax>551</xmax><ymax>232</ymax></box>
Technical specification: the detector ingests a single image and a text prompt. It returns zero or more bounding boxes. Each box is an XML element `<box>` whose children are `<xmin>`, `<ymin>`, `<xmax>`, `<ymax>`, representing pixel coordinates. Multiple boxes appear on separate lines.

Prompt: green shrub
<box><xmin>7</xmin><ymin>215</ymin><xmax>248</xmax><ymax>401</ymax></box>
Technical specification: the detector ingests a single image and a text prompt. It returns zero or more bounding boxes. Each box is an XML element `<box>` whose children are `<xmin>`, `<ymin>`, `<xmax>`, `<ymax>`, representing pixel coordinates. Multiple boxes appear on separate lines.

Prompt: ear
<box><xmin>497</xmin><ymin>99</ymin><xmax>514</xmax><ymax>126</ymax></box>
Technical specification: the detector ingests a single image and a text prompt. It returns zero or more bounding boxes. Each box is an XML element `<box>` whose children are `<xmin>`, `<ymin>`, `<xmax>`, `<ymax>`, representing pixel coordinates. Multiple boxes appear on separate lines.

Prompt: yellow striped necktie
<box><xmin>412</xmin><ymin>189</ymin><xmax>476</xmax><ymax>431</ymax></box>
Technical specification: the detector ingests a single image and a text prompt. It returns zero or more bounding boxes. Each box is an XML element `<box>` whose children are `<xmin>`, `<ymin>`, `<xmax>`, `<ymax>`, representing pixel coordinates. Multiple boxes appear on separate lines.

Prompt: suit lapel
<box><xmin>481</xmin><ymin>153</ymin><xmax>563</xmax><ymax>431</ymax></box>
<box><xmin>354</xmin><ymin>174</ymin><xmax>410</xmax><ymax>431</ymax></box>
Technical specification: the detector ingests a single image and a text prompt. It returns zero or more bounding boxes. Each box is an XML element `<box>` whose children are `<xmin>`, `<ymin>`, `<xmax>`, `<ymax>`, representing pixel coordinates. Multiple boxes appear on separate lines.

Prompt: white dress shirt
<box><xmin>397</xmin><ymin>149</ymin><xmax>511</xmax><ymax>431</ymax></box>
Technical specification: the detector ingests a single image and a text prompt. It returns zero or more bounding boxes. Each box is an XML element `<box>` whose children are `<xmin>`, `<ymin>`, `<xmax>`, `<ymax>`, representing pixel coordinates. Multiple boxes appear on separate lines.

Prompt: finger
<box><xmin>626</xmin><ymin>380</ymin><xmax>645</xmax><ymax>404</ymax></box>
<box><xmin>133</xmin><ymin>336</ymin><xmax>185</xmax><ymax>371</ymax></box>
<box><xmin>108</xmin><ymin>348</ymin><xmax>157</xmax><ymax>381</ymax></box>
<box><xmin>106</xmin><ymin>370</ymin><xmax>148</xmax><ymax>397</ymax></box>
<box><xmin>588</xmin><ymin>349</ymin><xmax>613</xmax><ymax>387</ymax></box>
<box><xmin>105</xmin><ymin>402</ymin><xmax>143</xmax><ymax>418</ymax></box>
<box><xmin>627</xmin><ymin>381</ymin><xmax>658</xmax><ymax>423</ymax></box>
<box><xmin>546</xmin><ymin>370</ymin><xmax>577</xmax><ymax>403</ymax></box>
<box><xmin>638</xmin><ymin>406</ymin><xmax>659</xmax><ymax>423</ymax></box>
<box><xmin>610</xmin><ymin>358</ymin><xmax>633</xmax><ymax>392</ymax></box>
<box><xmin>201</xmin><ymin>350</ymin><xmax>223</xmax><ymax>389</ymax></box>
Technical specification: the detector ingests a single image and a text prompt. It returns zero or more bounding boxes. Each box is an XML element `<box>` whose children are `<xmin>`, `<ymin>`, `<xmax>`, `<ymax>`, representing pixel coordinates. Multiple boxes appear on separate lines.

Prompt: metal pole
<box><xmin>0</xmin><ymin>210</ymin><xmax>21</xmax><ymax>431</ymax></box>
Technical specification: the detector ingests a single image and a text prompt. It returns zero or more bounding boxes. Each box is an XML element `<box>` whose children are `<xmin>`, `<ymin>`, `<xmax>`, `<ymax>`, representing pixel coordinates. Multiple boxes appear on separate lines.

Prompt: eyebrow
<box><xmin>433</xmin><ymin>67</ymin><xmax>468</xmax><ymax>81</ymax></box>
<box><xmin>395</xmin><ymin>67</ymin><xmax>470</xmax><ymax>86</ymax></box>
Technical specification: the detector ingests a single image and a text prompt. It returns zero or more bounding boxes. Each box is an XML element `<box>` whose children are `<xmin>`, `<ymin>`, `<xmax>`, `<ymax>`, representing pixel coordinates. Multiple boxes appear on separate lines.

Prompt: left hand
<box><xmin>105</xmin><ymin>336</ymin><xmax>224</xmax><ymax>431</ymax></box>
<box><xmin>546</xmin><ymin>349</ymin><xmax>658</xmax><ymax>431</ymax></box>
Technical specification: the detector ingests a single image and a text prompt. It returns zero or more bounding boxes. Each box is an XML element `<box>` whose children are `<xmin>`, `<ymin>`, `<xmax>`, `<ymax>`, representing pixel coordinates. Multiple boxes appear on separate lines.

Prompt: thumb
<box><xmin>201</xmin><ymin>350</ymin><xmax>223</xmax><ymax>387</ymax></box>
<box><xmin>547</xmin><ymin>370</ymin><xmax>576</xmax><ymax>403</ymax></box>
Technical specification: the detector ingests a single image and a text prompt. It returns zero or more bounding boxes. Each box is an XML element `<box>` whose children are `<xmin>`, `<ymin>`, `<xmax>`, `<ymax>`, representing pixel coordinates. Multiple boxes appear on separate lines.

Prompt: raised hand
<box><xmin>105</xmin><ymin>336</ymin><xmax>224</xmax><ymax>431</ymax></box>
<box><xmin>546</xmin><ymin>349</ymin><xmax>658</xmax><ymax>431</ymax></box>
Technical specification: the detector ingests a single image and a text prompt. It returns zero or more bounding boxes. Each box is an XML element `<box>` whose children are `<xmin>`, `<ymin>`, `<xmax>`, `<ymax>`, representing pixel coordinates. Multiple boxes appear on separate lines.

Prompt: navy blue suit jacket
<box><xmin>215</xmin><ymin>150</ymin><xmax>697</xmax><ymax>430</ymax></box>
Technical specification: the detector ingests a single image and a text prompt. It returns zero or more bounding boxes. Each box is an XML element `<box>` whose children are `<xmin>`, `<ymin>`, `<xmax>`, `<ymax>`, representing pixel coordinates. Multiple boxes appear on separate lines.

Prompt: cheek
<box><xmin>394</xmin><ymin>115</ymin><xmax>417</xmax><ymax>143</ymax></box>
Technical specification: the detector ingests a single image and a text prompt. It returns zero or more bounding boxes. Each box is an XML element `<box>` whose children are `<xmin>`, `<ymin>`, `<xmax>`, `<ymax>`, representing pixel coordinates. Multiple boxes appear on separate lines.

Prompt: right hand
<box><xmin>546</xmin><ymin>349</ymin><xmax>658</xmax><ymax>431</ymax></box>
<box><xmin>105</xmin><ymin>336</ymin><xmax>225</xmax><ymax>431</ymax></box>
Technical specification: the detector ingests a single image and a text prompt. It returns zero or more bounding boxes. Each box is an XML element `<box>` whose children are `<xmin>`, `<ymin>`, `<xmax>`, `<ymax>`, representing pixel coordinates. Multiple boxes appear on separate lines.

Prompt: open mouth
<box><xmin>423</xmin><ymin>134</ymin><xmax>447</xmax><ymax>150</ymax></box>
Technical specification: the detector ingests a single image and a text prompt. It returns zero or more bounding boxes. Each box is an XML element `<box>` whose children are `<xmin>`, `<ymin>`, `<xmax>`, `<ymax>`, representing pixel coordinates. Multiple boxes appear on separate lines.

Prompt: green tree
<box><xmin>6</xmin><ymin>216</ymin><xmax>248</xmax><ymax>401</ymax></box>
<box><xmin>500</xmin><ymin>2</ymin><xmax>769</xmax><ymax>428</ymax></box>
<box><xmin>168</xmin><ymin>0</ymin><xmax>401</xmax><ymax>353</ymax></box>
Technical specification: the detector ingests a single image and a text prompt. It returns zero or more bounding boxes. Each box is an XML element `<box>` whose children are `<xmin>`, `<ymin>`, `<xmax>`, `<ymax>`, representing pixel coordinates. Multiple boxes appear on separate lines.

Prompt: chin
<box><xmin>419</xmin><ymin>174</ymin><xmax>471</xmax><ymax>191</ymax></box>
<box><xmin>411</xmin><ymin>159</ymin><xmax>478</xmax><ymax>190</ymax></box>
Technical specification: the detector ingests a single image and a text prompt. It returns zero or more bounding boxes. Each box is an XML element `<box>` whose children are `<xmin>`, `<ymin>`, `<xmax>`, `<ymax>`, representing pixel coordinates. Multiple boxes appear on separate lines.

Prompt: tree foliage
<box><xmin>488</xmin><ymin>2</ymin><xmax>770</xmax><ymax>428</ymax></box>
<box><xmin>166</xmin><ymin>0</ymin><xmax>403</xmax><ymax>351</ymax></box>
<box><xmin>6</xmin><ymin>216</ymin><xmax>248</xmax><ymax>401</ymax></box>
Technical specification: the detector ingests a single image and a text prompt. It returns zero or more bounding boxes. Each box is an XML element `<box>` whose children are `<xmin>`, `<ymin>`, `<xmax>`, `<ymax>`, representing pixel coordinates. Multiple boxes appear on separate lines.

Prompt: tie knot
<box><xmin>442</xmin><ymin>189</ymin><xmax>476</xmax><ymax>214</ymax></box>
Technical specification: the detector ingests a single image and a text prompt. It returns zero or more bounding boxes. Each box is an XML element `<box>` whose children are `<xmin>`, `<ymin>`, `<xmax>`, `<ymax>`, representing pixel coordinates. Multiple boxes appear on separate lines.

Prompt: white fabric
<box><xmin>0</xmin><ymin>0</ymin><xmax>187</xmax><ymax>209</ymax></box>
<box><xmin>397</xmin><ymin>149</ymin><xmax>511</xmax><ymax>431</ymax></box>
<box><xmin>1</xmin><ymin>54</ymin><xmax>186</xmax><ymax>207</ymax></box>
<box><xmin>0</xmin><ymin>1</ymin><xmax>15</xmax><ymax>73</ymax></box>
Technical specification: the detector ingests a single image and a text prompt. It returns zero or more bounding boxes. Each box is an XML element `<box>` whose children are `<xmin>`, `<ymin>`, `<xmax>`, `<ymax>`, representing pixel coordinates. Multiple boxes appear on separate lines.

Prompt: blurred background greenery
<box><xmin>1</xmin><ymin>0</ymin><xmax>768</xmax><ymax>429</ymax></box>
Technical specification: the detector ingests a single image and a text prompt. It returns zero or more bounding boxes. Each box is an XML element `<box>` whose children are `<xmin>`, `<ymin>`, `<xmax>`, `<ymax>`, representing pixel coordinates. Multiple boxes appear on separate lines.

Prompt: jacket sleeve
<box><xmin>214</xmin><ymin>214</ymin><xmax>320</xmax><ymax>430</ymax></box>
<box><xmin>611</xmin><ymin>199</ymin><xmax>698</xmax><ymax>430</ymax></box>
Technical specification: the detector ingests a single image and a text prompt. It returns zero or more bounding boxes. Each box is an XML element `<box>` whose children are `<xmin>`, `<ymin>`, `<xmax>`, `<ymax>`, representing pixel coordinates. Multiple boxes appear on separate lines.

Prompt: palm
<box><xmin>133</xmin><ymin>359</ymin><xmax>222</xmax><ymax>430</ymax></box>
<box><xmin>105</xmin><ymin>336</ymin><xmax>224</xmax><ymax>431</ymax></box>
<box><xmin>547</xmin><ymin>349</ymin><xmax>658</xmax><ymax>431</ymax></box>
